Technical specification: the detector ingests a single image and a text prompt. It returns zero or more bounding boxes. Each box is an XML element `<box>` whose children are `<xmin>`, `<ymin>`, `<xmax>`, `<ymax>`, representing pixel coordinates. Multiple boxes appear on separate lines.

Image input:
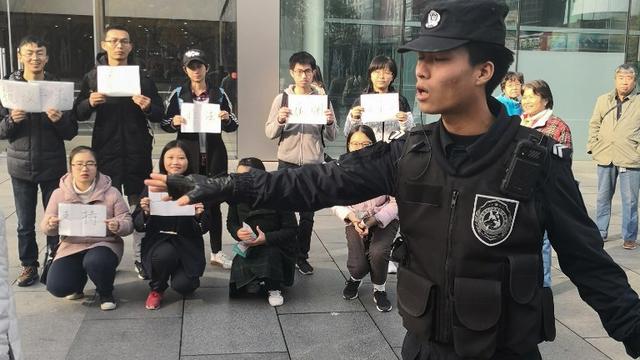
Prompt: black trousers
<box><xmin>401</xmin><ymin>332</ymin><xmax>542</xmax><ymax>360</ymax></box>
<box><xmin>277</xmin><ymin>160</ymin><xmax>315</xmax><ymax>260</ymax></box>
<box><xmin>149</xmin><ymin>241</ymin><xmax>200</xmax><ymax>295</ymax></box>
<box><xmin>208</xmin><ymin>204</ymin><xmax>223</xmax><ymax>254</ymax></box>
<box><xmin>46</xmin><ymin>246</ymin><xmax>118</xmax><ymax>297</ymax></box>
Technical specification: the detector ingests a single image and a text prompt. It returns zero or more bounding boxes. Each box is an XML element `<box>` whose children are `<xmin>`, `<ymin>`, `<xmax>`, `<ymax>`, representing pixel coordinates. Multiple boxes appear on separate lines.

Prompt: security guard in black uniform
<box><xmin>146</xmin><ymin>1</ymin><xmax>640</xmax><ymax>359</ymax></box>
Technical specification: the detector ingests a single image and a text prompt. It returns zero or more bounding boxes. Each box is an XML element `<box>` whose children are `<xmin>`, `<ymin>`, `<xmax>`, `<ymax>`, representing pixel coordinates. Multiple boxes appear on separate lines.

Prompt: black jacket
<box><xmin>162</xmin><ymin>79</ymin><xmax>238</xmax><ymax>177</ymax></box>
<box><xmin>73</xmin><ymin>52</ymin><xmax>163</xmax><ymax>195</ymax></box>
<box><xmin>226</xmin><ymin>202</ymin><xmax>297</xmax><ymax>259</ymax></box>
<box><xmin>132</xmin><ymin>187</ymin><xmax>209</xmax><ymax>278</ymax></box>
<box><xmin>0</xmin><ymin>70</ymin><xmax>78</xmax><ymax>182</ymax></box>
<box><xmin>228</xmin><ymin>97</ymin><xmax>640</xmax><ymax>358</ymax></box>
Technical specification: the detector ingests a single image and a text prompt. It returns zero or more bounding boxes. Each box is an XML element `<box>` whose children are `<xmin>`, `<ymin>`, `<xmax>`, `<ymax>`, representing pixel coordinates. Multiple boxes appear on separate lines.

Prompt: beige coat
<box><xmin>265</xmin><ymin>85</ymin><xmax>337</xmax><ymax>165</ymax></box>
<box><xmin>41</xmin><ymin>173</ymin><xmax>133</xmax><ymax>263</ymax></box>
<box><xmin>588</xmin><ymin>90</ymin><xmax>640</xmax><ymax>168</ymax></box>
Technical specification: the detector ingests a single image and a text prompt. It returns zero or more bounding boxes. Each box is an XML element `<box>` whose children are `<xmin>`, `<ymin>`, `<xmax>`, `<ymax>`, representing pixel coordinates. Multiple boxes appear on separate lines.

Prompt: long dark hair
<box><xmin>346</xmin><ymin>124</ymin><xmax>376</xmax><ymax>152</ymax></box>
<box><xmin>366</xmin><ymin>55</ymin><xmax>398</xmax><ymax>93</ymax></box>
<box><xmin>158</xmin><ymin>140</ymin><xmax>195</xmax><ymax>175</ymax></box>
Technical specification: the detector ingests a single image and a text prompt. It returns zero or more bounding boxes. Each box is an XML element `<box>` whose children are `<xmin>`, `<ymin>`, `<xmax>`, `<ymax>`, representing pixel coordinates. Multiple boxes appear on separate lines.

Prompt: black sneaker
<box><xmin>134</xmin><ymin>261</ymin><xmax>148</xmax><ymax>280</ymax></box>
<box><xmin>100</xmin><ymin>294</ymin><xmax>117</xmax><ymax>311</ymax></box>
<box><xmin>342</xmin><ymin>279</ymin><xmax>361</xmax><ymax>300</ymax></box>
<box><xmin>296</xmin><ymin>259</ymin><xmax>314</xmax><ymax>275</ymax></box>
<box><xmin>373</xmin><ymin>290</ymin><xmax>392</xmax><ymax>312</ymax></box>
<box><xmin>17</xmin><ymin>265</ymin><xmax>39</xmax><ymax>287</ymax></box>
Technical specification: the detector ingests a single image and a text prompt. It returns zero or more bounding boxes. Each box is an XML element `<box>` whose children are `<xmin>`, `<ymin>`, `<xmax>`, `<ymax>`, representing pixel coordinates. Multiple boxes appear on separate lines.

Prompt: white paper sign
<box><xmin>31</xmin><ymin>80</ymin><xmax>74</xmax><ymax>111</ymax></box>
<box><xmin>287</xmin><ymin>94</ymin><xmax>327</xmax><ymax>125</ymax></box>
<box><xmin>149</xmin><ymin>191</ymin><xmax>195</xmax><ymax>216</ymax></box>
<box><xmin>360</xmin><ymin>93</ymin><xmax>399</xmax><ymax>123</ymax></box>
<box><xmin>97</xmin><ymin>65</ymin><xmax>141</xmax><ymax>96</ymax></box>
<box><xmin>0</xmin><ymin>80</ymin><xmax>42</xmax><ymax>112</ymax></box>
<box><xmin>58</xmin><ymin>203</ymin><xmax>107</xmax><ymax>237</ymax></box>
<box><xmin>180</xmin><ymin>102</ymin><xmax>221</xmax><ymax>133</ymax></box>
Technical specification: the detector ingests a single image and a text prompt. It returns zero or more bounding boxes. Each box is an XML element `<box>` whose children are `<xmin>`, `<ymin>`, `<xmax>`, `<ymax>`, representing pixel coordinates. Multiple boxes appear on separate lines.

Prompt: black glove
<box><xmin>167</xmin><ymin>174</ymin><xmax>234</xmax><ymax>204</ymax></box>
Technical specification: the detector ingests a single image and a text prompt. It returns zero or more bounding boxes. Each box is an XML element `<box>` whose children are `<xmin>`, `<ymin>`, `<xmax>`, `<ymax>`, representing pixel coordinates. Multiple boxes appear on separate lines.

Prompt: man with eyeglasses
<box><xmin>73</xmin><ymin>25</ymin><xmax>163</xmax><ymax>279</ymax></box>
<box><xmin>265</xmin><ymin>51</ymin><xmax>336</xmax><ymax>275</ymax></box>
<box><xmin>0</xmin><ymin>35</ymin><xmax>78</xmax><ymax>286</ymax></box>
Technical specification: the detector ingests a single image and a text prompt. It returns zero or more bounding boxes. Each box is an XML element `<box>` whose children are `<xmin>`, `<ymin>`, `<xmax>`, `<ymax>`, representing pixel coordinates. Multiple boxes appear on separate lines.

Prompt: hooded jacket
<box><xmin>0</xmin><ymin>70</ymin><xmax>78</xmax><ymax>182</ymax></box>
<box><xmin>41</xmin><ymin>172</ymin><xmax>133</xmax><ymax>262</ymax></box>
<box><xmin>73</xmin><ymin>52</ymin><xmax>163</xmax><ymax>195</ymax></box>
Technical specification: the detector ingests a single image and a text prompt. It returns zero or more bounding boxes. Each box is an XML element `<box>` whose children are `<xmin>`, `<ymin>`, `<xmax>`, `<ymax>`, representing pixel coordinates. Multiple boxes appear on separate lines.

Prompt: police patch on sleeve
<box><xmin>471</xmin><ymin>195</ymin><xmax>519</xmax><ymax>247</ymax></box>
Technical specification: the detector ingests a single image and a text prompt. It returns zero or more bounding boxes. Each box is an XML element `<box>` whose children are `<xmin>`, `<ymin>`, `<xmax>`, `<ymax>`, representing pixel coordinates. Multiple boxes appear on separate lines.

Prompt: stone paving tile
<box><xmin>181</xmin><ymin>353</ymin><xmax>289</xmax><ymax>360</ymax></box>
<box><xmin>181</xmin><ymin>287</ymin><xmax>286</xmax><ymax>356</ymax></box>
<box><xmin>539</xmin><ymin>321</ymin><xmax>609</xmax><ymax>360</ymax></box>
<box><xmin>280</xmin><ymin>312</ymin><xmax>398</xmax><ymax>360</ymax></box>
<box><xmin>586</xmin><ymin>337</ymin><xmax>631</xmax><ymax>360</ymax></box>
<box><xmin>66</xmin><ymin>317</ymin><xmax>182</xmax><ymax>360</ymax></box>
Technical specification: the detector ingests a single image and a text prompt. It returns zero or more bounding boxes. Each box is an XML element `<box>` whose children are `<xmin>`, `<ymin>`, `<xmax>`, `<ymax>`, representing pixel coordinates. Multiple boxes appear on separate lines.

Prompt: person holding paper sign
<box><xmin>73</xmin><ymin>25</ymin><xmax>163</xmax><ymax>280</ymax></box>
<box><xmin>0</xmin><ymin>35</ymin><xmax>78</xmax><ymax>287</ymax></box>
<box><xmin>132</xmin><ymin>141</ymin><xmax>209</xmax><ymax>310</ymax></box>
<box><xmin>265</xmin><ymin>51</ymin><xmax>336</xmax><ymax>276</ymax></box>
<box><xmin>227</xmin><ymin>158</ymin><xmax>297</xmax><ymax>307</ymax></box>
<box><xmin>41</xmin><ymin>146</ymin><xmax>133</xmax><ymax>311</ymax></box>
<box><xmin>345</xmin><ymin>56</ymin><xmax>413</xmax><ymax>142</ymax></box>
<box><xmin>162</xmin><ymin>49</ymin><xmax>238</xmax><ymax>270</ymax></box>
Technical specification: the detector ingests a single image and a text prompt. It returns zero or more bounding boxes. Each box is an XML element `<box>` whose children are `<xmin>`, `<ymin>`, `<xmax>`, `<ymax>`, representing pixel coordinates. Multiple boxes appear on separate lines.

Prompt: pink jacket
<box><xmin>41</xmin><ymin>173</ymin><xmax>133</xmax><ymax>262</ymax></box>
<box><xmin>332</xmin><ymin>195</ymin><xmax>398</xmax><ymax>228</ymax></box>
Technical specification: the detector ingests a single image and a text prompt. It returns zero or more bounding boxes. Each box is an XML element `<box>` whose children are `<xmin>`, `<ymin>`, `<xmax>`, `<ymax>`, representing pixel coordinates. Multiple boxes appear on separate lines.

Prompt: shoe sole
<box><xmin>145</xmin><ymin>305</ymin><xmax>160</xmax><ymax>310</ymax></box>
<box><xmin>623</xmin><ymin>245</ymin><xmax>637</xmax><ymax>250</ymax></box>
<box><xmin>295</xmin><ymin>264</ymin><xmax>314</xmax><ymax>275</ymax></box>
<box><xmin>343</xmin><ymin>294</ymin><xmax>359</xmax><ymax>300</ymax></box>
<box><xmin>210</xmin><ymin>260</ymin><xmax>232</xmax><ymax>269</ymax></box>
<box><xmin>374</xmin><ymin>296</ymin><xmax>392</xmax><ymax>312</ymax></box>
<box><xmin>17</xmin><ymin>275</ymin><xmax>39</xmax><ymax>287</ymax></box>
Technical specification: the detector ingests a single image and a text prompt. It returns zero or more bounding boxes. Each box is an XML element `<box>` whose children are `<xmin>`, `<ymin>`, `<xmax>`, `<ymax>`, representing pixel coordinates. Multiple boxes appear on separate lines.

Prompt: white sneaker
<box><xmin>211</xmin><ymin>251</ymin><xmax>232</xmax><ymax>269</ymax></box>
<box><xmin>268</xmin><ymin>290</ymin><xmax>284</xmax><ymax>307</ymax></box>
<box><xmin>387</xmin><ymin>261</ymin><xmax>398</xmax><ymax>274</ymax></box>
<box><xmin>65</xmin><ymin>292</ymin><xmax>84</xmax><ymax>300</ymax></box>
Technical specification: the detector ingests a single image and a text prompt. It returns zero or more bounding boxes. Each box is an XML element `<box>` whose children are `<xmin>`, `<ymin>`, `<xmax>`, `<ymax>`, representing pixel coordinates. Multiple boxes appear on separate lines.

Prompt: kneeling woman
<box><xmin>227</xmin><ymin>158</ymin><xmax>297</xmax><ymax>306</ymax></box>
<box><xmin>42</xmin><ymin>146</ymin><xmax>133</xmax><ymax>311</ymax></box>
<box><xmin>133</xmin><ymin>140</ymin><xmax>209</xmax><ymax>310</ymax></box>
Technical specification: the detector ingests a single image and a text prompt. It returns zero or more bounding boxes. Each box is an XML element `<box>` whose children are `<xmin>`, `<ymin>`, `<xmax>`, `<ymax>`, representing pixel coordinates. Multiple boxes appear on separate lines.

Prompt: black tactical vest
<box><xmin>395</xmin><ymin>120</ymin><xmax>556</xmax><ymax>358</ymax></box>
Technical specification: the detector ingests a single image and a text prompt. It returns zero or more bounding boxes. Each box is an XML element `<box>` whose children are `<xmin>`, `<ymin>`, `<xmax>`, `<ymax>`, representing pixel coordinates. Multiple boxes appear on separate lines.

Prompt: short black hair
<box><xmin>238</xmin><ymin>157</ymin><xmax>266</xmax><ymax>171</ymax></box>
<box><xmin>18</xmin><ymin>35</ymin><xmax>48</xmax><ymax>52</ymax></box>
<box><xmin>463</xmin><ymin>42</ymin><xmax>514</xmax><ymax>96</ymax></box>
<box><xmin>158</xmin><ymin>140</ymin><xmax>195</xmax><ymax>175</ymax></box>
<box><xmin>500</xmin><ymin>71</ymin><xmax>524</xmax><ymax>91</ymax></box>
<box><xmin>289</xmin><ymin>51</ymin><xmax>316</xmax><ymax>70</ymax></box>
<box><xmin>367</xmin><ymin>55</ymin><xmax>398</xmax><ymax>92</ymax></box>
<box><xmin>523</xmin><ymin>80</ymin><xmax>554</xmax><ymax>110</ymax></box>
<box><xmin>104</xmin><ymin>25</ymin><xmax>130</xmax><ymax>40</ymax></box>
<box><xmin>346</xmin><ymin>124</ymin><xmax>376</xmax><ymax>152</ymax></box>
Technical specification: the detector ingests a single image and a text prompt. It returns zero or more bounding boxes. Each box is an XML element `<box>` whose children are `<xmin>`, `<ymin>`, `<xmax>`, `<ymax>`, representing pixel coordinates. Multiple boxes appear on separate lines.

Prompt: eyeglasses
<box><xmin>349</xmin><ymin>141</ymin><xmax>373</xmax><ymax>147</ymax></box>
<box><xmin>103</xmin><ymin>38</ymin><xmax>131</xmax><ymax>46</ymax></box>
<box><xmin>292</xmin><ymin>69</ymin><xmax>314</xmax><ymax>77</ymax></box>
<box><xmin>71</xmin><ymin>162</ymin><xmax>97</xmax><ymax>169</ymax></box>
<box><xmin>20</xmin><ymin>52</ymin><xmax>47</xmax><ymax>59</ymax></box>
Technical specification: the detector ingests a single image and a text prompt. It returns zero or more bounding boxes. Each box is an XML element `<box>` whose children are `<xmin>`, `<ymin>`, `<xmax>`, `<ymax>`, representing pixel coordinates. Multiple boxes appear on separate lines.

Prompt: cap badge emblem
<box><xmin>185</xmin><ymin>50</ymin><xmax>200</xmax><ymax>57</ymax></box>
<box><xmin>425</xmin><ymin>10</ymin><xmax>441</xmax><ymax>29</ymax></box>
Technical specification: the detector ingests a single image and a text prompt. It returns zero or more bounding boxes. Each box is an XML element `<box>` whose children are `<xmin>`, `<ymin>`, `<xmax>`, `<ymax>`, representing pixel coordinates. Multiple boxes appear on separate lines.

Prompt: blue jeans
<box><xmin>11</xmin><ymin>177</ymin><xmax>59</xmax><ymax>267</ymax></box>
<box><xmin>541</xmin><ymin>233</ymin><xmax>552</xmax><ymax>287</ymax></box>
<box><xmin>596</xmin><ymin>165</ymin><xmax>640</xmax><ymax>241</ymax></box>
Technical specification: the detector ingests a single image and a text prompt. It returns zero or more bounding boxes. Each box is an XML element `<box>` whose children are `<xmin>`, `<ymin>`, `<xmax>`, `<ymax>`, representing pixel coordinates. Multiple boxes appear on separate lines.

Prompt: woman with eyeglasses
<box><xmin>345</xmin><ymin>56</ymin><xmax>414</xmax><ymax>142</ymax></box>
<box><xmin>41</xmin><ymin>146</ymin><xmax>133</xmax><ymax>311</ymax></box>
<box><xmin>331</xmin><ymin>125</ymin><xmax>399</xmax><ymax>312</ymax></box>
<box><xmin>132</xmin><ymin>140</ymin><xmax>209</xmax><ymax>310</ymax></box>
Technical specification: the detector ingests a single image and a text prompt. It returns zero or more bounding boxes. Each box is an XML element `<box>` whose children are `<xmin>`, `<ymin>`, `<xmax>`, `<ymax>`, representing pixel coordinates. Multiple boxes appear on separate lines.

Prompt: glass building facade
<box><xmin>1</xmin><ymin>0</ymin><xmax>640</xmax><ymax>160</ymax></box>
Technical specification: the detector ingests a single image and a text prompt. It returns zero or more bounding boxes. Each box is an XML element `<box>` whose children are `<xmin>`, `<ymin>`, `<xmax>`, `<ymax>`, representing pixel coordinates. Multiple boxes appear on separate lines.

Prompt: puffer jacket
<box><xmin>331</xmin><ymin>195</ymin><xmax>398</xmax><ymax>228</ymax></box>
<box><xmin>73</xmin><ymin>52</ymin><xmax>163</xmax><ymax>195</ymax></box>
<box><xmin>0</xmin><ymin>70</ymin><xmax>78</xmax><ymax>182</ymax></box>
<box><xmin>41</xmin><ymin>172</ymin><xmax>133</xmax><ymax>263</ymax></box>
<box><xmin>588</xmin><ymin>90</ymin><xmax>640</xmax><ymax>168</ymax></box>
